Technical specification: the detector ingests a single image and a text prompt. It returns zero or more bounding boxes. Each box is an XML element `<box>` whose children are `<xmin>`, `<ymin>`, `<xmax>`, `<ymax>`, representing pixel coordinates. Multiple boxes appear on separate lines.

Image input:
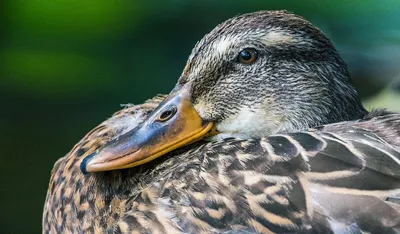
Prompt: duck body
<box><xmin>43</xmin><ymin>96</ymin><xmax>400</xmax><ymax>233</ymax></box>
<box><xmin>43</xmin><ymin>10</ymin><xmax>400</xmax><ymax>233</ymax></box>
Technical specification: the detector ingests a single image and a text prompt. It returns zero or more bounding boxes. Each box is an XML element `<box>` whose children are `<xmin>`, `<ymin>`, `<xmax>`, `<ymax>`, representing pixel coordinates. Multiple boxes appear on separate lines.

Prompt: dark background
<box><xmin>1</xmin><ymin>1</ymin><xmax>399</xmax><ymax>233</ymax></box>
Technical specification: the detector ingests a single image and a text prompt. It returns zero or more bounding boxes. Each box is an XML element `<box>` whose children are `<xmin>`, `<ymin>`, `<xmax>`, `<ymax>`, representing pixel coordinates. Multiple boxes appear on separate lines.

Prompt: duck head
<box><xmin>81</xmin><ymin>10</ymin><xmax>366</xmax><ymax>173</ymax></box>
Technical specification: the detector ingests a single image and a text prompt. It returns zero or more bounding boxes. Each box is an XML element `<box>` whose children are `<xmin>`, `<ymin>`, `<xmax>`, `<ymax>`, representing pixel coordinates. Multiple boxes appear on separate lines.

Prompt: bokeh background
<box><xmin>1</xmin><ymin>0</ymin><xmax>399</xmax><ymax>232</ymax></box>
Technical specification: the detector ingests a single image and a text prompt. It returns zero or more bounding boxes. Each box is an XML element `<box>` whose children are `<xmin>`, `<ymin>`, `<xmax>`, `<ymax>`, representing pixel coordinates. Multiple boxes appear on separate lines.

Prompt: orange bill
<box><xmin>80</xmin><ymin>90</ymin><xmax>215</xmax><ymax>173</ymax></box>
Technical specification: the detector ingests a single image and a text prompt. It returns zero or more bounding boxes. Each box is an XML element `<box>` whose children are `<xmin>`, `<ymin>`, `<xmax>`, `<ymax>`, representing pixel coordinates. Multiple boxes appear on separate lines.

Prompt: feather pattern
<box><xmin>43</xmin><ymin>98</ymin><xmax>400</xmax><ymax>233</ymax></box>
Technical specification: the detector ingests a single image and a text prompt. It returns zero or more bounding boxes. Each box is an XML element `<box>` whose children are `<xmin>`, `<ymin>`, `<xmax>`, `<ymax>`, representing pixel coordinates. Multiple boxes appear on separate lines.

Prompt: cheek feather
<box><xmin>194</xmin><ymin>98</ymin><xmax>214</xmax><ymax>120</ymax></box>
<box><xmin>213</xmin><ymin>106</ymin><xmax>285</xmax><ymax>140</ymax></box>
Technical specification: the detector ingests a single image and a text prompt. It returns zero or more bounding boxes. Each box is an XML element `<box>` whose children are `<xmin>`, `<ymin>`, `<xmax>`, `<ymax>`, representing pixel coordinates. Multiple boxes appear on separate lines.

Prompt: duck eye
<box><xmin>157</xmin><ymin>106</ymin><xmax>177</xmax><ymax>122</ymax></box>
<box><xmin>238</xmin><ymin>48</ymin><xmax>258</xmax><ymax>64</ymax></box>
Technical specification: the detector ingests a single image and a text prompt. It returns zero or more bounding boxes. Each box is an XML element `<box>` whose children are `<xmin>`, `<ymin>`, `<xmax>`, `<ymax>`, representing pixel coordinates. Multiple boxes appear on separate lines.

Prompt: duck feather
<box><xmin>43</xmin><ymin>96</ymin><xmax>400</xmax><ymax>233</ymax></box>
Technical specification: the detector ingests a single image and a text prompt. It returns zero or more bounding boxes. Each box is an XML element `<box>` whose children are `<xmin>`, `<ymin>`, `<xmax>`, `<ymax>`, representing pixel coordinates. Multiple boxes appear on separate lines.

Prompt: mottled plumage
<box><xmin>43</xmin><ymin>10</ymin><xmax>400</xmax><ymax>233</ymax></box>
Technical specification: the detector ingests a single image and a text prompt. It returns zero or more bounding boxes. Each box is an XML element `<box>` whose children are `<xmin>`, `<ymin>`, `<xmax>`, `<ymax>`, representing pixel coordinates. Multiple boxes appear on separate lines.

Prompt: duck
<box><xmin>43</xmin><ymin>10</ymin><xmax>400</xmax><ymax>233</ymax></box>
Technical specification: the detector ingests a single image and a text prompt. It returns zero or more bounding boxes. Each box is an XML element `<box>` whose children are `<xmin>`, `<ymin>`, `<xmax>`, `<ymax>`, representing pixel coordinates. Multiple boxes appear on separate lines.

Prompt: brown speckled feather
<box><xmin>42</xmin><ymin>95</ymin><xmax>167</xmax><ymax>233</ymax></box>
<box><xmin>43</xmin><ymin>96</ymin><xmax>400</xmax><ymax>233</ymax></box>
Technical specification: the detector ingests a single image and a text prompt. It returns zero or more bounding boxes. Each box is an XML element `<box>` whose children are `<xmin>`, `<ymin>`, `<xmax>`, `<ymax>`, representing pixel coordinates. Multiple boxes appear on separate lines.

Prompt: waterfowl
<box><xmin>43</xmin><ymin>10</ymin><xmax>400</xmax><ymax>233</ymax></box>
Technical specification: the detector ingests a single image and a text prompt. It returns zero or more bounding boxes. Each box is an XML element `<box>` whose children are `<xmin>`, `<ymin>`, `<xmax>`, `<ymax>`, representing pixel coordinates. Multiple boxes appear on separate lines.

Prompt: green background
<box><xmin>1</xmin><ymin>1</ymin><xmax>399</xmax><ymax>233</ymax></box>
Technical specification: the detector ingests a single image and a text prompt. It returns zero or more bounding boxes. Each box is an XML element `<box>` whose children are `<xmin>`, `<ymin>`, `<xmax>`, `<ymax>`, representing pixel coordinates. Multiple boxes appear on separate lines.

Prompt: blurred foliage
<box><xmin>0</xmin><ymin>0</ymin><xmax>399</xmax><ymax>233</ymax></box>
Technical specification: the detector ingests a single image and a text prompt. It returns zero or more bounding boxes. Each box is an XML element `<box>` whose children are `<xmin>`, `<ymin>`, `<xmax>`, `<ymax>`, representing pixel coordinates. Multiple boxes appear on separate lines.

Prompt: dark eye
<box><xmin>238</xmin><ymin>48</ymin><xmax>258</xmax><ymax>64</ymax></box>
<box><xmin>157</xmin><ymin>106</ymin><xmax>177</xmax><ymax>122</ymax></box>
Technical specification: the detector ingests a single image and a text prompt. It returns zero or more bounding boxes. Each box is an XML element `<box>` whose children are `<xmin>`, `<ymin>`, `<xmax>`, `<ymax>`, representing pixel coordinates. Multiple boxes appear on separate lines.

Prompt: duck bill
<box><xmin>81</xmin><ymin>90</ymin><xmax>215</xmax><ymax>173</ymax></box>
